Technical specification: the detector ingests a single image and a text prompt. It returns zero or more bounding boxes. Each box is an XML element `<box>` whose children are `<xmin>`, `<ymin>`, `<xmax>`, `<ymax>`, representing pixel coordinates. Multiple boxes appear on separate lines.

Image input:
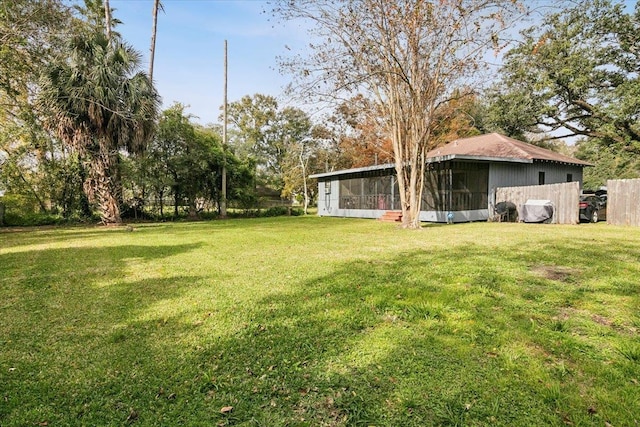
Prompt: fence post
<box><xmin>607</xmin><ymin>178</ymin><xmax>640</xmax><ymax>226</ymax></box>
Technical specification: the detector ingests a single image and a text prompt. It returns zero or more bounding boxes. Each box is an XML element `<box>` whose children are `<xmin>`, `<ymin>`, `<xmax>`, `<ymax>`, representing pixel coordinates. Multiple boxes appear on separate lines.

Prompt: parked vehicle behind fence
<box><xmin>579</xmin><ymin>194</ymin><xmax>606</xmax><ymax>223</ymax></box>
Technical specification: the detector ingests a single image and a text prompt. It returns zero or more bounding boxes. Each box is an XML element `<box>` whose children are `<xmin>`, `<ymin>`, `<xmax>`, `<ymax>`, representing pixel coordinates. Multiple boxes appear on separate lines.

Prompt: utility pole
<box><xmin>221</xmin><ymin>40</ymin><xmax>228</xmax><ymax>218</ymax></box>
<box><xmin>149</xmin><ymin>0</ymin><xmax>161</xmax><ymax>82</ymax></box>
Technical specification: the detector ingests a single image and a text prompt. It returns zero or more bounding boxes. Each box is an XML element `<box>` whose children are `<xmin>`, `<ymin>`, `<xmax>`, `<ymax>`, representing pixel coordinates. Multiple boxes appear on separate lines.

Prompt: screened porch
<box><xmin>336</xmin><ymin>161</ymin><xmax>489</xmax><ymax>212</ymax></box>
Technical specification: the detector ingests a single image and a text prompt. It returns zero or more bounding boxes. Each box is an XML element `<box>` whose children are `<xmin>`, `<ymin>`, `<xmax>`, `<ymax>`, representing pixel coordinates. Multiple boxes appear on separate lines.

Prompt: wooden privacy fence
<box><xmin>495</xmin><ymin>181</ymin><xmax>580</xmax><ymax>224</ymax></box>
<box><xmin>607</xmin><ymin>179</ymin><xmax>640</xmax><ymax>226</ymax></box>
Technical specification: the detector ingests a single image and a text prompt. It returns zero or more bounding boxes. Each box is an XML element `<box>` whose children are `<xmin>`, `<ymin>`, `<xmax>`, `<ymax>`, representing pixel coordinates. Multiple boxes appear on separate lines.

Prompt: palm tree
<box><xmin>38</xmin><ymin>31</ymin><xmax>160</xmax><ymax>224</ymax></box>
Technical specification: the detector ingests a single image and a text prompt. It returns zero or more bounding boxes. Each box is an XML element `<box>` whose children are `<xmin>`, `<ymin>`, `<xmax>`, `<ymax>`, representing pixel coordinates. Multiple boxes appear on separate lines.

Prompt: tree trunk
<box><xmin>104</xmin><ymin>0</ymin><xmax>112</xmax><ymax>39</ymax></box>
<box><xmin>299</xmin><ymin>150</ymin><xmax>309</xmax><ymax>215</ymax></box>
<box><xmin>158</xmin><ymin>187</ymin><xmax>164</xmax><ymax>218</ymax></box>
<box><xmin>173</xmin><ymin>188</ymin><xmax>179</xmax><ymax>218</ymax></box>
<box><xmin>187</xmin><ymin>202</ymin><xmax>198</xmax><ymax>219</ymax></box>
<box><xmin>149</xmin><ymin>0</ymin><xmax>160</xmax><ymax>81</ymax></box>
<box><xmin>17</xmin><ymin>170</ymin><xmax>48</xmax><ymax>214</ymax></box>
<box><xmin>87</xmin><ymin>148</ymin><xmax>121</xmax><ymax>225</ymax></box>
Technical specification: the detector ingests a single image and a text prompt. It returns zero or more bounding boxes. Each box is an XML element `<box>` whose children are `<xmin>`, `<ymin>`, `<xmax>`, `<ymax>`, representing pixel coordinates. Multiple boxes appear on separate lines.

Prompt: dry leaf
<box><xmin>220</xmin><ymin>406</ymin><xmax>233</xmax><ymax>414</ymax></box>
<box><xmin>126</xmin><ymin>409</ymin><xmax>138</xmax><ymax>423</ymax></box>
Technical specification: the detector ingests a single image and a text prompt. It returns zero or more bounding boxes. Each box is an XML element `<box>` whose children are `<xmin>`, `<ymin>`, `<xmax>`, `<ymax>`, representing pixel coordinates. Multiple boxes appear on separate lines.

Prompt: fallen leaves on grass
<box><xmin>126</xmin><ymin>409</ymin><xmax>138</xmax><ymax>423</ymax></box>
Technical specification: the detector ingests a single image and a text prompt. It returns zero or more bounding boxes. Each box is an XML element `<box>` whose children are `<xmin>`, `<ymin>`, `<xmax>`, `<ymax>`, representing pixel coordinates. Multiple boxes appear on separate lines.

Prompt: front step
<box><xmin>378</xmin><ymin>210</ymin><xmax>403</xmax><ymax>223</ymax></box>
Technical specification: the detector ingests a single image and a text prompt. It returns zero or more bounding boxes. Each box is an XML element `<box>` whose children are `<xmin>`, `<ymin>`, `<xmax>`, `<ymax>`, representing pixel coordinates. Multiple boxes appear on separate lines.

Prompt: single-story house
<box><xmin>310</xmin><ymin>133</ymin><xmax>591</xmax><ymax>222</ymax></box>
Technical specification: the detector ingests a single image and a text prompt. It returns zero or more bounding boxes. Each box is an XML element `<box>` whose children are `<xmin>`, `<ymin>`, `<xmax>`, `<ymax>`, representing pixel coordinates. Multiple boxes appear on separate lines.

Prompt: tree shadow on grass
<box><xmin>0</xmin><ymin>241</ymin><xmax>203</xmax><ymax>288</ymax></box>
<box><xmin>181</xmin><ymin>237</ymin><xmax>640</xmax><ymax>426</ymax></box>
<box><xmin>1</xmin><ymin>235</ymin><xmax>639</xmax><ymax>426</ymax></box>
<box><xmin>0</xmin><ymin>223</ymin><xmax>188</xmax><ymax>251</ymax></box>
<box><xmin>0</xmin><ymin>242</ymin><xmax>212</xmax><ymax>425</ymax></box>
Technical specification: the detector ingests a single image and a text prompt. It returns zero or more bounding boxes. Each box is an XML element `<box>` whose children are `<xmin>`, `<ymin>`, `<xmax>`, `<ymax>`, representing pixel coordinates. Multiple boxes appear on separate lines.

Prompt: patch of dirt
<box><xmin>531</xmin><ymin>265</ymin><xmax>578</xmax><ymax>282</ymax></box>
<box><xmin>591</xmin><ymin>314</ymin><xmax>613</xmax><ymax>326</ymax></box>
<box><xmin>560</xmin><ymin>307</ymin><xmax>619</xmax><ymax>329</ymax></box>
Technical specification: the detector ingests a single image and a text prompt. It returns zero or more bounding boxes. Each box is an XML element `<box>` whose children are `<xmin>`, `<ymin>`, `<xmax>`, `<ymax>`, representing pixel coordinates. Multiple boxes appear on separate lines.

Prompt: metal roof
<box><xmin>309</xmin><ymin>163</ymin><xmax>395</xmax><ymax>179</ymax></box>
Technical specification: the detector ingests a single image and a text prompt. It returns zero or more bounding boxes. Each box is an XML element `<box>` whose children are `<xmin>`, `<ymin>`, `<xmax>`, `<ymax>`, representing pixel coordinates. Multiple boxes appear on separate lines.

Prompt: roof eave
<box><xmin>426</xmin><ymin>154</ymin><xmax>533</xmax><ymax>164</ymax></box>
<box><xmin>309</xmin><ymin>162</ymin><xmax>395</xmax><ymax>179</ymax></box>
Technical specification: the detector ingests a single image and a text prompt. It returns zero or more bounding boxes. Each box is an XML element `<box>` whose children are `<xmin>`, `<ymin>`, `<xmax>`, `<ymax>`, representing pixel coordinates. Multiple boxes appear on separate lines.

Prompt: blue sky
<box><xmin>111</xmin><ymin>0</ymin><xmax>638</xmax><ymax>126</ymax></box>
<box><xmin>111</xmin><ymin>0</ymin><xmax>305</xmax><ymax>125</ymax></box>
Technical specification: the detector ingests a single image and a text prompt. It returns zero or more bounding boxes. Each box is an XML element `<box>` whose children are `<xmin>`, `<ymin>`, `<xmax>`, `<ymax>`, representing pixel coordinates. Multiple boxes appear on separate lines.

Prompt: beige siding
<box><xmin>607</xmin><ymin>179</ymin><xmax>640</xmax><ymax>226</ymax></box>
<box><xmin>496</xmin><ymin>182</ymin><xmax>580</xmax><ymax>224</ymax></box>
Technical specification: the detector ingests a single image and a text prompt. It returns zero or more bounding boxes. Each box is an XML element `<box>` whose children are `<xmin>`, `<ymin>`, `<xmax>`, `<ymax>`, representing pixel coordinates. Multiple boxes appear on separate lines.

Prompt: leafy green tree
<box><xmin>0</xmin><ymin>108</ymin><xmax>91</xmax><ymax>221</ymax></box>
<box><xmin>147</xmin><ymin>104</ymin><xmax>252</xmax><ymax>218</ymax></box>
<box><xmin>226</xmin><ymin>94</ymin><xmax>279</xmax><ymax>186</ymax></box>
<box><xmin>0</xmin><ymin>0</ymin><xmax>157</xmax><ymax>224</ymax></box>
<box><xmin>37</xmin><ymin>31</ymin><xmax>160</xmax><ymax>224</ymax></box>
<box><xmin>0</xmin><ymin>0</ymin><xmax>72</xmax><ymax>118</ymax></box>
<box><xmin>182</xmin><ymin>129</ymin><xmax>224</xmax><ymax>217</ymax></box>
<box><xmin>574</xmin><ymin>138</ymin><xmax>640</xmax><ymax>190</ymax></box>
<box><xmin>489</xmin><ymin>0</ymin><xmax>640</xmax><ymax>152</ymax></box>
<box><xmin>226</xmin><ymin>157</ymin><xmax>258</xmax><ymax>211</ymax></box>
<box><xmin>226</xmin><ymin>94</ymin><xmax>316</xmax><ymax>199</ymax></box>
<box><xmin>0</xmin><ymin>0</ymin><xmax>75</xmax><ymax>221</ymax></box>
<box><xmin>195</xmin><ymin>126</ymin><xmax>255</xmax><ymax>214</ymax></box>
<box><xmin>148</xmin><ymin>104</ymin><xmax>199</xmax><ymax>217</ymax></box>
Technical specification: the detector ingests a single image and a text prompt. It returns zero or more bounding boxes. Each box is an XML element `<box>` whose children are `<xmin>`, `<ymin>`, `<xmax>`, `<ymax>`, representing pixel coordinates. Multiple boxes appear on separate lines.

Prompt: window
<box><xmin>538</xmin><ymin>171</ymin><xmax>545</xmax><ymax>185</ymax></box>
<box><xmin>566</xmin><ymin>173</ymin><xmax>573</xmax><ymax>182</ymax></box>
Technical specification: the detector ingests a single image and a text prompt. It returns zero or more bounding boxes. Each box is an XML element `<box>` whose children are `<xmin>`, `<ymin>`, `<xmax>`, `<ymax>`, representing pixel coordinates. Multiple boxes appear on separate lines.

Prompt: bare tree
<box><xmin>274</xmin><ymin>0</ymin><xmax>523</xmax><ymax>229</ymax></box>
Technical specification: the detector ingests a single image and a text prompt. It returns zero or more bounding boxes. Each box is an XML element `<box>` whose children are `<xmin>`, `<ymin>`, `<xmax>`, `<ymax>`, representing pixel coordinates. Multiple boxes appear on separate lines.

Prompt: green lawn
<box><xmin>1</xmin><ymin>217</ymin><xmax>639</xmax><ymax>426</ymax></box>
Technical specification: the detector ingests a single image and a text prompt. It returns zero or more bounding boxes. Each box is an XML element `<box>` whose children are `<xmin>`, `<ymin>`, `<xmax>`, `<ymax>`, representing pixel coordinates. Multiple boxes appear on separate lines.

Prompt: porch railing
<box><xmin>339</xmin><ymin>194</ymin><xmax>401</xmax><ymax>210</ymax></box>
<box><xmin>340</xmin><ymin>191</ymin><xmax>488</xmax><ymax>211</ymax></box>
